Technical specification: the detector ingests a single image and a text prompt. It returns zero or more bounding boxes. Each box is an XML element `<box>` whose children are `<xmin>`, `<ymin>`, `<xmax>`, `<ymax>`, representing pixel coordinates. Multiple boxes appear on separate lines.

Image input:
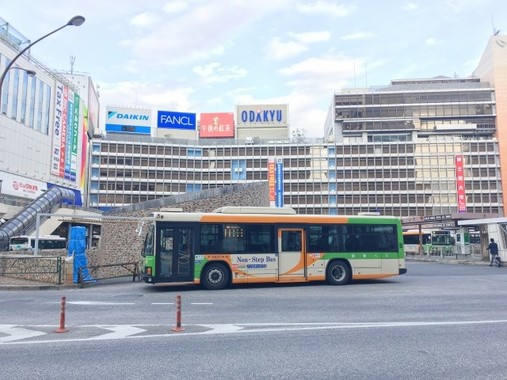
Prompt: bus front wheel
<box><xmin>202</xmin><ymin>262</ymin><xmax>230</xmax><ymax>290</ymax></box>
<box><xmin>326</xmin><ymin>260</ymin><xmax>351</xmax><ymax>285</ymax></box>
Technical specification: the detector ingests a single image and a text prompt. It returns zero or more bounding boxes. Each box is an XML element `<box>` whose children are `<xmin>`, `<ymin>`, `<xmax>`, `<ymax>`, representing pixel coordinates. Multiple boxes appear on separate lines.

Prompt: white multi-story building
<box><xmin>0</xmin><ymin>18</ymin><xmax>96</xmax><ymax>219</ymax></box>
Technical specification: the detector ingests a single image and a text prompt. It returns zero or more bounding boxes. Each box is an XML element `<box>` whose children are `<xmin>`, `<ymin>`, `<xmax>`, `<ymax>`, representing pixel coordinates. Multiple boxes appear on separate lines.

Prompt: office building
<box><xmin>0</xmin><ymin>18</ymin><xmax>95</xmax><ymax>220</ymax></box>
<box><xmin>89</xmin><ymin>71</ymin><xmax>502</xmax><ymax>217</ymax></box>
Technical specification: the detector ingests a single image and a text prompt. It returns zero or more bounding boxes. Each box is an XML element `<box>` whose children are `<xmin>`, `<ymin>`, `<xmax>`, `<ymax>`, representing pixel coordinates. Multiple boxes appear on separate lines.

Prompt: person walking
<box><xmin>487</xmin><ymin>238</ymin><xmax>500</xmax><ymax>267</ymax></box>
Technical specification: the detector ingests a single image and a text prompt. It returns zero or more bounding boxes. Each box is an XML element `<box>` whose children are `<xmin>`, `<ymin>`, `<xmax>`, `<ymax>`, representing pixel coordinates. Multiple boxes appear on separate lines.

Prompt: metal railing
<box><xmin>425</xmin><ymin>245</ymin><xmax>483</xmax><ymax>260</ymax></box>
<box><xmin>77</xmin><ymin>261</ymin><xmax>140</xmax><ymax>288</ymax></box>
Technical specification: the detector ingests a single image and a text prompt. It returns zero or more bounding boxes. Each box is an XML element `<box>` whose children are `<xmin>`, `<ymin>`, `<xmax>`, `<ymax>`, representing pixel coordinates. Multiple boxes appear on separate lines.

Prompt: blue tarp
<box><xmin>67</xmin><ymin>226</ymin><xmax>95</xmax><ymax>283</ymax></box>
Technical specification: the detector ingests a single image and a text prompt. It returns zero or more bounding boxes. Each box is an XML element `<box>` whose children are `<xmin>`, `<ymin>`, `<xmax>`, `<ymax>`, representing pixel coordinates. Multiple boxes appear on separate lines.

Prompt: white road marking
<box><xmin>0</xmin><ymin>325</ymin><xmax>46</xmax><ymax>343</ymax></box>
<box><xmin>3</xmin><ymin>319</ymin><xmax>507</xmax><ymax>345</ymax></box>
<box><xmin>87</xmin><ymin>326</ymin><xmax>146</xmax><ymax>340</ymax></box>
<box><xmin>150</xmin><ymin>302</ymin><xmax>213</xmax><ymax>305</ymax></box>
<box><xmin>66</xmin><ymin>301</ymin><xmax>136</xmax><ymax>305</ymax></box>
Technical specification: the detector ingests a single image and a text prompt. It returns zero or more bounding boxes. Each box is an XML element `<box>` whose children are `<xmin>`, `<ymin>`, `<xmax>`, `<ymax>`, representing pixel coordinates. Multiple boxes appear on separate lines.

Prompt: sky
<box><xmin>1</xmin><ymin>0</ymin><xmax>507</xmax><ymax>137</ymax></box>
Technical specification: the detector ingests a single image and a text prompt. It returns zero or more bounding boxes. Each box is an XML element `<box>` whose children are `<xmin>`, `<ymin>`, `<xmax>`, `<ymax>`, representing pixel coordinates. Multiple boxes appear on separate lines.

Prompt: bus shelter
<box><xmin>401</xmin><ymin>212</ymin><xmax>500</xmax><ymax>257</ymax></box>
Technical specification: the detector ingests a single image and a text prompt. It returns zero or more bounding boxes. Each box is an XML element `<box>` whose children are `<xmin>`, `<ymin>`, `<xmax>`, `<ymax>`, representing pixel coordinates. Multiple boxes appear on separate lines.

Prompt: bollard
<box><xmin>172</xmin><ymin>294</ymin><xmax>185</xmax><ymax>332</ymax></box>
<box><xmin>55</xmin><ymin>296</ymin><xmax>69</xmax><ymax>333</ymax></box>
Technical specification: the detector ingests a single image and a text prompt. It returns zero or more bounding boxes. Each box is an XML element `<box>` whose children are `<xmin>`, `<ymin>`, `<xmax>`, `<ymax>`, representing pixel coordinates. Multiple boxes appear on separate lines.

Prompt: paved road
<box><xmin>0</xmin><ymin>254</ymin><xmax>492</xmax><ymax>290</ymax></box>
<box><xmin>1</xmin><ymin>262</ymin><xmax>506</xmax><ymax>379</ymax></box>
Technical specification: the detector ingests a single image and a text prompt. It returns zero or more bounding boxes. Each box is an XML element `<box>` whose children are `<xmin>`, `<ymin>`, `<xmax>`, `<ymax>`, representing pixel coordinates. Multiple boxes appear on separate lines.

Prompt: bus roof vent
<box><xmin>213</xmin><ymin>206</ymin><xmax>297</xmax><ymax>215</ymax></box>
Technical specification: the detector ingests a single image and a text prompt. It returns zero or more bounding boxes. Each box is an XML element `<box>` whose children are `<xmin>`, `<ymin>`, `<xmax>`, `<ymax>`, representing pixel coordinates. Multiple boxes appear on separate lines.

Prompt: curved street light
<box><xmin>0</xmin><ymin>15</ymin><xmax>85</xmax><ymax>105</ymax></box>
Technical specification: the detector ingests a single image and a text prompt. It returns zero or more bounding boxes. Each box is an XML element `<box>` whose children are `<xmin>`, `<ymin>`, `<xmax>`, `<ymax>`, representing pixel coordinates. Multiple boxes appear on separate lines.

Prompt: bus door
<box><xmin>156</xmin><ymin>225</ymin><xmax>195</xmax><ymax>282</ymax></box>
<box><xmin>278</xmin><ymin>229</ymin><xmax>306</xmax><ymax>282</ymax></box>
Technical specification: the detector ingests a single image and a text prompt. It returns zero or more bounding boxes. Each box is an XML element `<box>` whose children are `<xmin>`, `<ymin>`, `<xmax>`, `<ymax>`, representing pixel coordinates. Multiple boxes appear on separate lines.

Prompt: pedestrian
<box><xmin>487</xmin><ymin>238</ymin><xmax>500</xmax><ymax>266</ymax></box>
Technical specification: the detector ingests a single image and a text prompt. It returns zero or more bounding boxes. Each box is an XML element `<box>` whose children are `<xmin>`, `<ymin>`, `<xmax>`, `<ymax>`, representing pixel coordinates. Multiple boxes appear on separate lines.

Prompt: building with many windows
<box><xmin>88</xmin><ymin>70</ymin><xmax>503</xmax><ymax>217</ymax></box>
<box><xmin>89</xmin><ymin>34</ymin><xmax>507</xmax><ymax>217</ymax></box>
<box><xmin>0</xmin><ymin>17</ymin><xmax>96</xmax><ymax>219</ymax></box>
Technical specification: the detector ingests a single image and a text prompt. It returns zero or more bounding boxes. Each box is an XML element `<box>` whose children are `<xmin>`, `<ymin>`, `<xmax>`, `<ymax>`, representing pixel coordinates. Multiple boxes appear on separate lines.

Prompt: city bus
<box><xmin>9</xmin><ymin>235</ymin><xmax>67</xmax><ymax>251</ymax></box>
<box><xmin>403</xmin><ymin>229</ymin><xmax>455</xmax><ymax>255</ymax></box>
<box><xmin>140</xmin><ymin>207</ymin><xmax>406</xmax><ymax>290</ymax></box>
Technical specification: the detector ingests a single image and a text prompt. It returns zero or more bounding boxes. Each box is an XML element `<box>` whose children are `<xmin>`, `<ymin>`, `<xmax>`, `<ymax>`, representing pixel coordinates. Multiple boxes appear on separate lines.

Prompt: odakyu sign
<box><xmin>236</xmin><ymin>104</ymin><xmax>288</xmax><ymax>127</ymax></box>
<box><xmin>157</xmin><ymin>110</ymin><xmax>197</xmax><ymax>130</ymax></box>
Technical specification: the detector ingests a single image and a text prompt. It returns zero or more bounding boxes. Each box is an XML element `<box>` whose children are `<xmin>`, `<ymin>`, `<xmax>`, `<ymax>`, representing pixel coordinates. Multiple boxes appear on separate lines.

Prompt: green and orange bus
<box><xmin>140</xmin><ymin>207</ymin><xmax>406</xmax><ymax>290</ymax></box>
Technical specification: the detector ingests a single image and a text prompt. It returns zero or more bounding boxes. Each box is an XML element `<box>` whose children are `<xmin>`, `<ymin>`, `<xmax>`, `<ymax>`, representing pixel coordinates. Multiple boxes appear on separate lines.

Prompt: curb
<box><xmin>406</xmin><ymin>257</ymin><xmax>490</xmax><ymax>265</ymax></box>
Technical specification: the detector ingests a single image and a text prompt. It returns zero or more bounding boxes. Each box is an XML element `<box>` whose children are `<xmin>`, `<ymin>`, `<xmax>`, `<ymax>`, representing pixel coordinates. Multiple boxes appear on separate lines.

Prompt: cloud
<box><xmin>290</xmin><ymin>31</ymin><xmax>331</xmax><ymax>44</ymax></box>
<box><xmin>131</xmin><ymin>12</ymin><xmax>158</xmax><ymax>26</ymax></box>
<box><xmin>445</xmin><ymin>0</ymin><xmax>484</xmax><ymax>13</ymax></box>
<box><xmin>425</xmin><ymin>37</ymin><xmax>443</xmax><ymax>46</ymax></box>
<box><xmin>122</xmin><ymin>1</ymin><xmax>294</xmax><ymax>67</ymax></box>
<box><xmin>193</xmin><ymin>62</ymin><xmax>247</xmax><ymax>84</ymax></box>
<box><xmin>279</xmin><ymin>55</ymin><xmax>357</xmax><ymax>81</ymax></box>
<box><xmin>341</xmin><ymin>32</ymin><xmax>374</xmax><ymax>41</ymax></box>
<box><xmin>402</xmin><ymin>2</ymin><xmax>419</xmax><ymax>11</ymax></box>
<box><xmin>274</xmin><ymin>54</ymin><xmax>359</xmax><ymax>136</ymax></box>
<box><xmin>265</xmin><ymin>38</ymin><xmax>308</xmax><ymax>60</ymax></box>
<box><xmin>163</xmin><ymin>1</ymin><xmax>189</xmax><ymax>14</ymax></box>
<box><xmin>265</xmin><ymin>31</ymin><xmax>330</xmax><ymax>60</ymax></box>
<box><xmin>98</xmin><ymin>80</ymin><xmax>195</xmax><ymax>121</ymax></box>
<box><xmin>296</xmin><ymin>1</ymin><xmax>356</xmax><ymax>16</ymax></box>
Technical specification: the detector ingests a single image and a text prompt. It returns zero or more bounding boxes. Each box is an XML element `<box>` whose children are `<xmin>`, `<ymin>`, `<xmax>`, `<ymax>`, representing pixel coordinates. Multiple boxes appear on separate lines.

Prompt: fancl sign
<box><xmin>236</xmin><ymin>104</ymin><xmax>288</xmax><ymax>128</ymax></box>
<box><xmin>157</xmin><ymin>110</ymin><xmax>197</xmax><ymax>130</ymax></box>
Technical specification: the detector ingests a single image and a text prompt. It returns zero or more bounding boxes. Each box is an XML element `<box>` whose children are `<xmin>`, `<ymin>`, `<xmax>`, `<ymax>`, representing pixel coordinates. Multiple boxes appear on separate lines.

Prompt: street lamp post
<box><xmin>0</xmin><ymin>15</ymin><xmax>85</xmax><ymax>105</ymax></box>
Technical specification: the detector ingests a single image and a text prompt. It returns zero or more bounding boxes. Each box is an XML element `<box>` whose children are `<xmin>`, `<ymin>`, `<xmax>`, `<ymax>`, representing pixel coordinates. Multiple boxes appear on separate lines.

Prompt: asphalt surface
<box><xmin>0</xmin><ymin>255</ymin><xmax>492</xmax><ymax>290</ymax></box>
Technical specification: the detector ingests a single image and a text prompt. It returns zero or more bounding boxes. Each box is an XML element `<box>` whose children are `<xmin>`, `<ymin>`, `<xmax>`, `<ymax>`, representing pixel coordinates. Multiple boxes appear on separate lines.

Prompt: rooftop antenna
<box><xmin>353</xmin><ymin>62</ymin><xmax>356</xmax><ymax>88</ymax></box>
<box><xmin>70</xmin><ymin>55</ymin><xmax>76</xmax><ymax>74</ymax></box>
<box><xmin>364</xmin><ymin>62</ymin><xmax>368</xmax><ymax>88</ymax></box>
<box><xmin>492</xmin><ymin>14</ymin><xmax>500</xmax><ymax>35</ymax></box>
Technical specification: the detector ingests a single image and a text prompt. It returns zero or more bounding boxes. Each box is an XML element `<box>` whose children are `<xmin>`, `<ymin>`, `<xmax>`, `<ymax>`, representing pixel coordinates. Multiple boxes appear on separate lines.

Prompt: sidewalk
<box><xmin>0</xmin><ymin>274</ymin><xmax>140</xmax><ymax>290</ymax></box>
<box><xmin>406</xmin><ymin>254</ymin><xmax>490</xmax><ymax>265</ymax></box>
<box><xmin>0</xmin><ymin>275</ymin><xmax>74</xmax><ymax>290</ymax></box>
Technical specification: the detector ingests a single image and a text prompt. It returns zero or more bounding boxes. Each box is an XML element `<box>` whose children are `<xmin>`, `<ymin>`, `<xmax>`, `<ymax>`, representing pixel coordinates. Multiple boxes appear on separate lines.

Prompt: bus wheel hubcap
<box><xmin>209</xmin><ymin>269</ymin><xmax>222</xmax><ymax>283</ymax></box>
<box><xmin>333</xmin><ymin>267</ymin><xmax>344</xmax><ymax>280</ymax></box>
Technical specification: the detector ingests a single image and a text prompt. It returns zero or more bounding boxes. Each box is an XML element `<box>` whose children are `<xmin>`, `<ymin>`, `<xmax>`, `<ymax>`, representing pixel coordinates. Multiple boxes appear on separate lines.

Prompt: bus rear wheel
<box><xmin>202</xmin><ymin>262</ymin><xmax>229</xmax><ymax>290</ymax></box>
<box><xmin>326</xmin><ymin>260</ymin><xmax>351</xmax><ymax>285</ymax></box>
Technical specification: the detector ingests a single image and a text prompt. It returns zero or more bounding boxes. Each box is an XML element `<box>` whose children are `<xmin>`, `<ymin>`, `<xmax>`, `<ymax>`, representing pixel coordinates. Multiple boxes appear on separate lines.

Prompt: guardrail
<box><xmin>425</xmin><ymin>245</ymin><xmax>483</xmax><ymax>260</ymax></box>
<box><xmin>77</xmin><ymin>262</ymin><xmax>140</xmax><ymax>288</ymax></box>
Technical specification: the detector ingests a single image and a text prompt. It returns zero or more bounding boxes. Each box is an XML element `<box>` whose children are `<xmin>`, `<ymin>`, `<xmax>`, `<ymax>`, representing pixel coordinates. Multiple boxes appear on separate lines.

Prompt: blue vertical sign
<box><xmin>275</xmin><ymin>159</ymin><xmax>284</xmax><ymax>207</ymax></box>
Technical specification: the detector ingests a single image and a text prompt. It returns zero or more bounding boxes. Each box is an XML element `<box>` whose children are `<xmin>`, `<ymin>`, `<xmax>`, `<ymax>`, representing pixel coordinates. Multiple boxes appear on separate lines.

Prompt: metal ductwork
<box><xmin>0</xmin><ymin>186</ymin><xmax>75</xmax><ymax>251</ymax></box>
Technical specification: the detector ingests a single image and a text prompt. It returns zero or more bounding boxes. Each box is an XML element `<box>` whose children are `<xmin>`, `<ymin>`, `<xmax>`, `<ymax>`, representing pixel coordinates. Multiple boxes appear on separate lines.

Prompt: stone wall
<box><xmin>86</xmin><ymin>182</ymin><xmax>269</xmax><ymax>278</ymax></box>
<box><xmin>0</xmin><ymin>250</ymin><xmax>69</xmax><ymax>284</ymax></box>
<box><xmin>0</xmin><ymin>182</ymin><xmax>269</xmax><ymax>284</ymax></box>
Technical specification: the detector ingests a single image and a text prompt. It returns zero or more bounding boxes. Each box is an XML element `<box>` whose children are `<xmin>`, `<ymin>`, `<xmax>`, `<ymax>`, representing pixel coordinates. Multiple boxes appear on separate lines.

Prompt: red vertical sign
<box><xmin>268</xmin><ymin>158</ymin><xmax>275</xmax><ymax>206</ymax></box>
<box><xmin>455</xmin><ymin>155</ymin><xmax>466</xmax><ymax>212</ymax></box>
